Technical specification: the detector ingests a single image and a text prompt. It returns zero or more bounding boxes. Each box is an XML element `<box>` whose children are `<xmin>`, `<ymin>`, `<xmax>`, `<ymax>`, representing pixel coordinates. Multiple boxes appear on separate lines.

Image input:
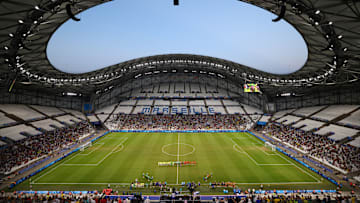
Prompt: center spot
<box><xmin>162</xmin><ymin>143</ymin><xmax>195</xmax><ymax>157</ymax></box>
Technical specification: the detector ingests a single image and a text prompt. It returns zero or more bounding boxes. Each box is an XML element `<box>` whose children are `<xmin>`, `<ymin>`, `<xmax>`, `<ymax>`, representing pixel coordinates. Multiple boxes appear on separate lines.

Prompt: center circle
<box><xmin>162</xmin><ymin>143</ymin><xmax>195</xmax><ymax>157</ymax></box>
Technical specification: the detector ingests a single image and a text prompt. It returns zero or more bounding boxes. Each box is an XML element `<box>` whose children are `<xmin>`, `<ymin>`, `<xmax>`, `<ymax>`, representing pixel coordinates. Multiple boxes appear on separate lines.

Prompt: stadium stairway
<box><xmin>288</xmin><ymin>106</ymin><xmax>328</xmax><ymax>126</ymax></box>
<box><xmin>129</xmin><ymin>100</ymin><xmax>138</xmax><ymax>114</ymax></box>
<box><xmin>103</xmin><ymin>103</ymin><xmax>120</xmax><ymax>123</ymax></box>
<box><xmin>220</xmin><ymin>100</ymin><xmax>230</xmax><ymax>114</ymax></box>
<box><xmin>240</xmin><ymin>105</ymin><xmax>255</xmax><ymax>124</ymax></box>
<box><xmin>0</xmin><ymin>136</ymin><xmax>15</xmax><ymax>145</ymax></box>
<box><xmin>94</xmin><ymin>114</ymin><xmax>109</xmax><ymax>131</ymax></box>
<box><xmin>340</xmin><ymin>132</ymin><xmax>360</xmax><ymax>146</ymax></box>
<box><xmin>315</xmin><ymin>106</ymin><xmax>360</xmax><ymax>131</ymax></box>
<box><xmin>0</xmin><ymin>109</ymin><xmax>22</xmax><ymax>129</ymax></box>
<box><xmin>26</xmin><ymin>105</ymin><xmax>48</xmax><ymax>118</ymax></box>
<box><xmin>0</xmin><ymin>108</ymin><xmax>41</xmax><ymax>134</ymax></box>
<box><xmin>332</xmin><ymin>106</ymin><xmax>360</xmax><ymax>124</ymax></box>
<box><xmin>272</xmin><ymin>109</ymin><xmax>297</xmax><ymax>122</ymax></box>
<box><xmin>307</xmin><ymin>106</ymin><xmax>329</xmax><ymax>118</ymax></box>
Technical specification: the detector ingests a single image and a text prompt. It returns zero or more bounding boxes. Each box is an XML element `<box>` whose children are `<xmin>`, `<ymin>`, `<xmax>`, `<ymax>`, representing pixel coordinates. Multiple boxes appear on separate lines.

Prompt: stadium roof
<box><xmin>0</xmin><ymin>0</ymin><xmax>359</xmax><ymax>96</ymax></box>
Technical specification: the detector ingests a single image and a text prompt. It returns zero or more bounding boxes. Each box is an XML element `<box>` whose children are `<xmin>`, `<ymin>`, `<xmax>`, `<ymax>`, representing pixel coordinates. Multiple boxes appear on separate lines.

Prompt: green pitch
<box><xmin>14</xmin><ymin>132</ymin><xmax>336</xmax><ymax>192</ymax></box>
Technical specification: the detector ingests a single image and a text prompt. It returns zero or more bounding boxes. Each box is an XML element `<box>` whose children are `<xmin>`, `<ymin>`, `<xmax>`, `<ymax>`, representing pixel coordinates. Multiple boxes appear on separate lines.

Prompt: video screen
<box><xmin>244</xmin><ymin>83</ymin><xmax>260</xmax><ymax>92</ymax></box>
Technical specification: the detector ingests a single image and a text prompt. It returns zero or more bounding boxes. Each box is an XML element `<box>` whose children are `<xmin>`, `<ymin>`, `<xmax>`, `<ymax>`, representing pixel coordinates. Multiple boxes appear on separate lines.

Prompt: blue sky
<box><xmin>47</xmin><ymin>0</ymin><xmax>308</xmax><ymax>74</ymax></box>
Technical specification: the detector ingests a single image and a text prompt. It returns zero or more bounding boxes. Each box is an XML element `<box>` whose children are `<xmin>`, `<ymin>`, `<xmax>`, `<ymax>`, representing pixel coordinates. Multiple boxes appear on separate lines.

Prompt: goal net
<box><xmin>80</xmin><ymin>142</ymin><xmax>92</xmax><ymax>151</ymax></box>
<box><xmin>265</xmin><ymin>142</ymin><xmax>276</xmax><ymax>152</ymax></box>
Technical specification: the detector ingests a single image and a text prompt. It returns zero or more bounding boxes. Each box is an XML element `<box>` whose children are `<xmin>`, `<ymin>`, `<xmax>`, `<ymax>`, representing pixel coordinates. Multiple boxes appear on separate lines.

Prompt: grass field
<box><xmin>13</xmin><ymin>132</ymin><xmax>336</xmax><ymax>192</ymax></box>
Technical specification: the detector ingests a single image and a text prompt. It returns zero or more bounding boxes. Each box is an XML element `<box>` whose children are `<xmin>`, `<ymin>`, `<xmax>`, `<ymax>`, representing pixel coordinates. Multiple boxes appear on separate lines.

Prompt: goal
<box><xmin>265</xmin><ymin>142</ymin><xmax>276</xmax><ymax>152</ymax></box>
<box><xmin>80</xmin><ymin>142</ymin><xmax>92</xmax><ymax>151</ymax></box>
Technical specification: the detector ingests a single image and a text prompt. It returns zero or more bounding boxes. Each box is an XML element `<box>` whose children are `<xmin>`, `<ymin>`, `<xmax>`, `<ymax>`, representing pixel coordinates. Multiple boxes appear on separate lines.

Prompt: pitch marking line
<box><xmin>274</xmin><ymin>151</ymin><xmax>321</xmax><ymax>183</ymax></box>
<box><xmin>161</xmin><ymin>143</ymin><xmax>195</xmax><ymax>157</ymax></box>
<box><xmin>243</xmin><ymin>133</ymin><xmax>321</xmax><ymax>183</ymax></box>
<box><xmin>33</xmin><ymin>136</ymin><xmax>128</xmax><ymax>183</ymax></box>
<box><xmin>112</xmin><ymin>144</ymin><xmax>124</xmax><ymax>153</ymax></box>
<box><xmin>229</xmin><ymin>137</ymin><xmax>291</xmax><ymax>166</ymax></box>
<box><xmin>251</xmin><ymin>143</ymin><xmax>277</xmax><ymax>156</ymax></box>
<box><xmin>87</xmin><ymin>137</ymin><xmax>128</xmax><ymax>166</ymax></box>
<box><xmin>233</xmin><ymin>144</ymin><xmax>245</xmax><ymax>153</ymax></box>
<box><xmin>79</xmin><ymin>143</ymin><xmax>104</xmax><ymax>156</ymax></box>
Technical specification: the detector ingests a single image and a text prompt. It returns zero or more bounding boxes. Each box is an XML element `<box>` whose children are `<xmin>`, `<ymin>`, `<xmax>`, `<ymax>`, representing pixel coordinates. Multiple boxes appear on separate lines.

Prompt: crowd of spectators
<box><xmin>0</xmin><ymin>191</ymin><xmax>357</xmax><ymax>203</ymax></box>
<box><xmin>263</xmin><ymin>123</ymin><xmax>360</xmax><ymax>173</ymax></box>
<box><xmin>106</xmin><ymin>114</ymin><xmax>250</xmax><ymax>131</ymax></box>
<box><xmin>0</xmin><ymin>121</ymin><xmax>92</xmax><ymax>174</ymax></box>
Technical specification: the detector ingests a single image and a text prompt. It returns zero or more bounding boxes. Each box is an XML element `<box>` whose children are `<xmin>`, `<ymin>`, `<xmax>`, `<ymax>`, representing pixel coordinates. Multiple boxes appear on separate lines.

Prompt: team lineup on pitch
<box><xmin>19</xmin><ymin>132</ymin><xmax>336</xmax><ymax>190</ymax></box>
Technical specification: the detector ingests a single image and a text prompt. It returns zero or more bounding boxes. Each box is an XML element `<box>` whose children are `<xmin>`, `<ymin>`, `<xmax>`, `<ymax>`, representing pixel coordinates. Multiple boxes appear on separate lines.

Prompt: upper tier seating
<box><xmin>225</xmin><ymin>106</ymin><xmax>245</xmax><ymax>114</ymax></box>
<box><xmin>137</xmin><ymin>100</ymin><xmax>154</xmax><ymax>106</ymax></box>
<box><xmin>272</xmin><ymin>109</ymin><xmax>295</xmax><ymax>119</ymax></box>
<box><xmin>206</xmin><ymin>85</ymin><xmax>217</xmax><ymax>93</ymax></box>
<box><xmin>195</xmin><ymin>93</ymin><xmax>210</xmax><ymax>97</ymax></box>
<box><xmin>348</xmin><ymin>137</ymin><xmax>360</xmax><ymax>148</ymax></box>
<box><xmin>189</xmin><ymin>100</ymin><xmax>205</xmax><ymax>106</ymax></box>
<box><xmin>166</xmin><ymin>93</ymin><xmax>179</xmax><ymax>97</ymax></box>
<box><xmin>338</xmin><ymin>109</ymin><xmax>360</xmax><ymax>128</ymax></box>
<box><xmin>292</xmin><ymin>106</ymin><xmax>326</xmax><ymax>117</ymax></box>
<box><xmin>30</xmin><ymin>105</ymin><xmax>64</xmax><ymax>116</ymax></box>
<box><xmin>152</xmin><ymin>106</ymin><xmax>170</xmax><ymax>114</ymax></box>
<box><xmin>154</xmin><ymin>100</ymin><xmax>170</xmax><ymax>106</ymax></box>
<box><xmin>175</xmin><ymin>82</ymin><xmax>185</xmax><ymax>93</ymax></box>
<box><xmin>180</xmin><ymin>93</ymin><xmax>195</xmax><ymax>97</ymax></box>
<box><xmin>0</xmin><ymin>124</ymin><xmax>41</xmax><ymax>141</ymax></box>
<box><xmin>95</xmin><ymin>104</ymin><xmax>117</xmax><ymax>114</ymax></box>
<box><xmin>141</xmin><ymin>85</ymin><xmax>153</xmax><ymax>93</ymax></box>
<box><xmin>0</xmin><ymin>112</ymin><xmax>17</xmax><ymax>127</ymax></box>
<box><xmin>0</xmin><ymin>104</ymin><xmax>44</xmax><ymax>121</ymax></box>
<box><xmin>292</xmin><ymin>119</ymin><xmax>325</xmax><ymax>131</ymax></box>
<box><xmin>188</xmin><ymin>106</ymin><xmax>207</xmax><ymax>115</ymax></box>
<box><xmin>208</xmin><ymin>106</ymin><xmax>226</xmax><ymax>114</ymax></box>
<box><xmin>259</xmin><ymin>115</ymin><xmax>271</xmax><ymax>122</ymax></box>
<box><xmin>242</xmin><ymin>104</ymin><xmax>262</xmax><ymax>114</ymax></box>
<box><xmin>61</xmin><ymin>108</ymin><xmax>86</xmax><ymax>120</ymax></box>
<box><xmin>97</xmin><ymin>114</ymin><xmax>109</xmax><ymax>122</ymax></box>
<box><xmin>159</xmin><ymin>83</ymin><xmax>169</xmax><ymax>93</ymax></box>
<box><xmin>277</xmin><ymin>115</ymin><xmax>302</xmax><ymax>125</ymax></box>
<box><xmin>311</xmin><ymin>105</ymin><xmax>359</xmax><ymax>121</ymax></box>
<box><xmin>315</xmin><ymin>124</ymin><xmax>359</xmax><ymax>141</ymax></box>
<box><xmin>206</xmin><ymin>99</ymin><xmax>222</xmax><ymax>106</ymax></box>
<box><xmin>132</xmin><ymin>106</ymin><xmax>151</xmax><ymax>114</ymax></box>
<box><xmin>148</xmin><ymin>93</ymin><xmax>163</xmax><ymax>97</ymax></box>
<box><xmin>113</xmin><ymin>106</ymin><xmax>133</xmax><ymax>114</ymax></box>
<box><xmin>31</xmin><ymin>119</ymin><xmax>65</xmax><ymax>131</ymax></box>
<box><xmin>190</xmin><ymin>83</ymin><xmax>201</xmax><ymax>93</ymax></box>
<box><xmin>222</xmin><ymin>100</ymin><xmax>241</xmax><ymax>106</ymax></box>
<box><xmin>170</xmin><ymin>106</ymin><xmax>188</xmax><ymax>114</ymax></box>
<box><xmin>171</xmin><ymin>100</ymin><xmax>188</xmax><ymax>106</ymax></box>
<box><xmin>169</xmin><ymin>83</ymin><xmax>175</xmax><ymax>93</ymax></box>
<box><xmin>55</xmin><ymin>115</ymin><xmax>79</xmax><ymax>125</ymax></box>
<box><xmin>213</xmin><ymin>92</ymin><xmax>228</xmax><ymax>97</ymax></box>
<box><xmin>87</xmin><ymin>115</ymin><xmax>99</xmax><ymax>122</ymax></box>
<box><xmin>119</xmin><ymin>100</ymin><xmax>137</xmax><ymax>106</ymax></box>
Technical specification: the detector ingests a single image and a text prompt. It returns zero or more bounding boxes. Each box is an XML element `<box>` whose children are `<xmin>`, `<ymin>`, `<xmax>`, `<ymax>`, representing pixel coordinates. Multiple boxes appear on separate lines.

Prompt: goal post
<box><xmin>265</xmin><ymin>142</ymin><xmax>276</xmax><ymax>152</ymax></box>
<box><xmin>80</xmin><ymin>142</ymin><xmax>92</xmax><ymax>151</ymax></box>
